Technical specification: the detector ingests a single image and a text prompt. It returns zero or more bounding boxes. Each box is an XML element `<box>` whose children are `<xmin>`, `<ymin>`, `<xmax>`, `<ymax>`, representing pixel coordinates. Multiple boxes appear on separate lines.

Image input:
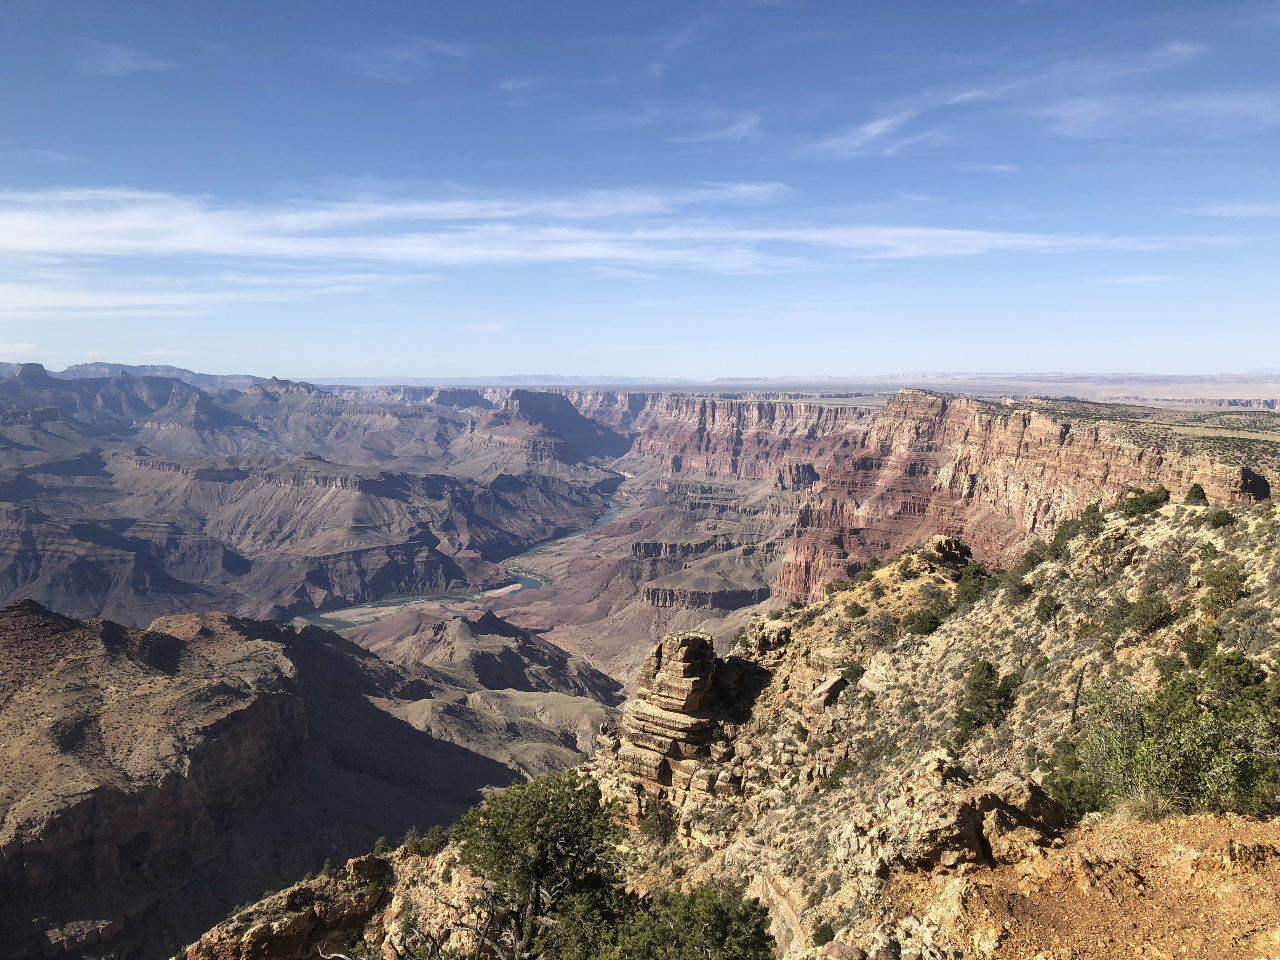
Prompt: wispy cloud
<box><xmin>0</xmin><ymin>341</ymin><xmax>40</xmax><ymax>356</ymax></box>
<box><xmin>347</xmin><ymin>36</ymin><xmax>471</xmax><ymax>81</ymax></box>
<box><xmin>961</xmin><ymin>162</ymin><xmax>1019</xmax><ymax>174</ymax></box>
<box><xmin>803</xmin><ymin>40</ymin><xmax>1211</xmax><ymax>157</ymax></box>
<box><xmin>1043</xmin><ymin>90</ymin><xmax>1280</xmax><ymax>137</ymax></box>
<box><xmin>1192</xmin><ymin>201</ymin><xmax>1280</xmax><ymax>218</ymax></box>
<box><xmin>669</xmin><ymin>111</ymin><xmax>761</xmax><ymax>143</ymax></box>
<box><xmin>804</xmin><ymin>109</ymin><xmax>922</xmax><ymax>157</ymax></box>
<box><xmin>0</xmin><ymin>181</ymin><xmax>1228</xmax><ymax>285</ymax></box>
<box><xmin>77</xmin><ymin>43</ymin><xmax>174</xmax><ymax>76</ymax></box>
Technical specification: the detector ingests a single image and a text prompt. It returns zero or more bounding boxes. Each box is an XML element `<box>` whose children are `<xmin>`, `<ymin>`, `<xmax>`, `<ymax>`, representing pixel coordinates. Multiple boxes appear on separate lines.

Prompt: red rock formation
<box><xmin>774</xmin><ymin>391</ymin><xmax>1271</xmax><ymax>598</ymax></box>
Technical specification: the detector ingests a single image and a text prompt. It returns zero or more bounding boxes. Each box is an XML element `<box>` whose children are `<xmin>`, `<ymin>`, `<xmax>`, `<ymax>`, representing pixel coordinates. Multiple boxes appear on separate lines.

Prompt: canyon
<box><xmin>3</xmin><ymin>362</ymin><xmax>1280</xmax><ymax>959</ymax></box>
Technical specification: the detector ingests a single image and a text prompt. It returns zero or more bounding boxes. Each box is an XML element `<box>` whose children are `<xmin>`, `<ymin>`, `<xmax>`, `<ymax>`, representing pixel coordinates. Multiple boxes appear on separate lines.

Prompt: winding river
<box><xmin>297</xmin><ymin>498</ymin><xmax>621</xmax><ymax>630</ymax></box>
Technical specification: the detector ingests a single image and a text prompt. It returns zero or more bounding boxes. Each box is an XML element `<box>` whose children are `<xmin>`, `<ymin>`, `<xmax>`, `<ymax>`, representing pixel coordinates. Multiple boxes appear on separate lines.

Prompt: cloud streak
<box><xmin>0</xmin><ymin>183</ymin><xmax>1235</xmax><ymax>317</ymax></box>
<box><xmin>347</xmin><ymin>36</ymin><xmax>471</xmax><ymax>81</ymax></box>
<box><xmin>77</xmin><ymin>43</ymin><xmax>174</xmax><ymax>76</ymax></box>
<box><xmin>803</xmin><ymin>41</ymin><xmax>1212</xmax><ymax>156</ymax></box>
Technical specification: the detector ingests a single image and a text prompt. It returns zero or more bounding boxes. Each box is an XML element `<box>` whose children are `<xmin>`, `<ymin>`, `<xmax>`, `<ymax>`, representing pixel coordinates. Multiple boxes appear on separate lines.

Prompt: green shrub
<box><xmin>811</xmin><ymin>921</ymin><xmax>836</xmax><ymax>947</ymax></box>
<box><xmin>1117</xmin><ymin>486</ymin><xmax>1170</xmax><ymax>517</ymax></box>
<box><xmin>1003</xmin><ymin>578</ymin><xmax>1033</xmax><ymax>603</ymax></box>
<box><xmin>1203</xmin><ymin>563</ymin><xmax>1248</xmax><ymax>615</ymax></box>
<box><xmin>638</xmin><ymin>798</ymin><xmax>679</xmax><ymax>847</ymax></box>
<box><xmin>1179</xmin><ymin>629</ymin><xmax>1218</xmax><ymax>668</ymax></box>
<box><xmin>843</xmin><ymin>600</ymin><xmax>867</xmax><ymax>619</ymax></box>
<box><xmin>1206</xmin><ymin>509</ymin><xmax>1237</xmax><ymax>529</ymax></box>
<box><xmin>1185</xmin><ymin>483</ymin><xmax>1208</xmax><ymax>506</ymax></box>
<box><xmin>840</xmin><ymin>661</ymin><xmax>865</xmax><ymax>684</ymax></box>
<box><xmin>821</xmin><ymin>757</ymin><xmax>856</xmax><ymax>789</ymax></box>
<box><xmin>1127</xmin><ymin>592</ymin><xmax>1173</xmax><ymax>635</ymax></box>
<box><xmin>953</xmin><ymin>660</ymin><xmax>1019</xmax><ymax>746</ymax></box>
<box><xmin>825</xmin><ymin>579</ymin><xmax>853</xmax><ymax>596</ymax></box>
<box><xmin>602</xmin><ymin>883</ymin><xmax>774</xmax><ymax>960</ymax></box>
<box><xmin>372</xmin><ymin>836</ymin><xmax>391</xmax><ymax>857</ymax></box>
<box><xmin>1077</xmin><ymin>502</ymin><xmax>1106</xmax><ymax>537</ymax></box>
<box><xmin>1048</xmin><ymin>653</ymin><xmax>1280</xmax><ymax>819</ymax></box>
<box><xmin>1034</xmin><ymin>594</ymin><xmax>1062</xmax><ymax>624</ymax></box>
<box><xmin>952</xmin><ymin>563</ymin><xmax>992</xmax><ymax>611</ymax></box>
<box><xmin>854</xmin><ymin>558</ymin><xmax>881</xmax><ymax>583</ymax></box>
<box><xmin>902</xmin><ymin>608</ymin><xmax>944</xmax><ymax>635</ymax></box>
<box><xmin>403</xmin><ymin>824</ymin><xmax>448</xmax><ymax>857</ymax></box>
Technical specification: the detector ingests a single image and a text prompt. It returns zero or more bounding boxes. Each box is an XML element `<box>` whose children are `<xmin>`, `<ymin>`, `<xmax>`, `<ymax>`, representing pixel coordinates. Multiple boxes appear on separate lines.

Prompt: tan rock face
<box><xmin>614</xmin><ymin>633</ymin><xmax>720</xmax><ymax>792</ymax></box>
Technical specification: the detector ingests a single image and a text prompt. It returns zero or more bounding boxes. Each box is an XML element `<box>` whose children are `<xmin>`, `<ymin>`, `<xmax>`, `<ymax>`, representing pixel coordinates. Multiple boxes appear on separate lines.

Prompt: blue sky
<box><xmin>1</xmin><ymin>0</ymin><xmax>1279</xmax><ymax>379</ymax></box>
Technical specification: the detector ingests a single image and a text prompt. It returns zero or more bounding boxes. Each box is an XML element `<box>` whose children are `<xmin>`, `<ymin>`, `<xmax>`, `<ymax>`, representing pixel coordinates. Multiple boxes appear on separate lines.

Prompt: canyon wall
<box><xmin>556</xmin><ymin>389</ymin><xmax>1273</xmax><ymax>603</ymax></box>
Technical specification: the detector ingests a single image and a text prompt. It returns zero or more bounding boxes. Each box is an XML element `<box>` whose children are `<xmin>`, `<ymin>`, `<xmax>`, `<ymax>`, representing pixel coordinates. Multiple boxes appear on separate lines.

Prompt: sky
<box><xmin>2</xmin><ymin>0</ymin><xmax>1279</xmax><ymax>380</ymax></box>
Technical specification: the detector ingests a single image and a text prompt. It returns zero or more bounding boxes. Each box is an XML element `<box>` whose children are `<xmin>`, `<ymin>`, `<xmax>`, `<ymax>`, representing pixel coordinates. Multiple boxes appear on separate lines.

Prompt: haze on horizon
<box><xmin>2</xmin><ymin>0</ymin><xmax>1278</xmax><ymax>379</ymax></box>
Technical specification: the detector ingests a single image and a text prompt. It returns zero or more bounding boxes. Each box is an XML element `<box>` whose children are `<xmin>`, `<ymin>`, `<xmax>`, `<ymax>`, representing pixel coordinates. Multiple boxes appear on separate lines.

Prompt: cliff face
<box><xmin>774</xmin><ymin>391</ymin><xmax>1271</xmax><ymax>599</ymax></box>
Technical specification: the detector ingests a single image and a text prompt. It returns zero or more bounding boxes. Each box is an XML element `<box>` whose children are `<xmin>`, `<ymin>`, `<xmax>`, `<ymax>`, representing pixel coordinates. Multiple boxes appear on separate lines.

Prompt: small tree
<box><xmin>452</xmin><ymin>771</ymin><xmax>623</xmax><ymax>959</ymax></box>
<box><xmin>953</xmin><ymin>660</ymin><xmax>1019</xmax><ymax>746</ymax></box>
<box><xmin>1034</xmin><ymin>594</ymin><xmax>1062</xmax><ymax>624</ymax></box>
<box><xmin>1185</xmin><ymin>483</ymin><xmax>1208</xmax><ymax>506</ymax></box>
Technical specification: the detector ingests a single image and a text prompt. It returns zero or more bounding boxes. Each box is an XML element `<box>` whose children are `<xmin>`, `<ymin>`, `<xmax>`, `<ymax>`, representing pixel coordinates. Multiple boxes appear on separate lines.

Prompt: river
<box><xmin>295</xmin><ymin>498</ymin><xmax>621</xmax><ymax>630</ymax></box>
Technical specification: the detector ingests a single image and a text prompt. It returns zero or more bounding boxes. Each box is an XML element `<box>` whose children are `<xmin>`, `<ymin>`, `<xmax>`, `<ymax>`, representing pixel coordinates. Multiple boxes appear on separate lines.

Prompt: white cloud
<box><xmin>0</xmin><ymin>184</ymin><xmax>1235</xmax><ymax>318</ymax></box>
<box><xmin>347</xmin><ymin>36</ymin><xmax>471</xmax><ymax>81</ymax></box>
<box><xmin>78</xmin><ymin>43</ymin><xmax>174</xmax><ymax>76</ymax></box>
<box><xmin>0</xmin><ymin>341</ymin><xmax>40</xmax><ymax>356</ymax></box>
<box><xmin>1094</xmin><ymin>274</ymin><xmax>1179</xmax><ymax>284</ymax></box>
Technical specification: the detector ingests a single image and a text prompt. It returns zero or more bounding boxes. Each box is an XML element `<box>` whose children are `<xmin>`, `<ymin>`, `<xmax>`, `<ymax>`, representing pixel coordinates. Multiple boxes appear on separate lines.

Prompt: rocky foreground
<box><xmin>181</xmin><ymin>494</ymin><xmax>1280</xmax><ymax>959</ymax></box>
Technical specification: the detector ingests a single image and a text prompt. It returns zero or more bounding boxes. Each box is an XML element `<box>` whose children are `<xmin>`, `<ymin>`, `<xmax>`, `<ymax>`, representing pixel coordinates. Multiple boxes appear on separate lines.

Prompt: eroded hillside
<box><xmin>0</xmin><ymin>603</ymin><xmax>615</xmax><ymax>960</ymax></box>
